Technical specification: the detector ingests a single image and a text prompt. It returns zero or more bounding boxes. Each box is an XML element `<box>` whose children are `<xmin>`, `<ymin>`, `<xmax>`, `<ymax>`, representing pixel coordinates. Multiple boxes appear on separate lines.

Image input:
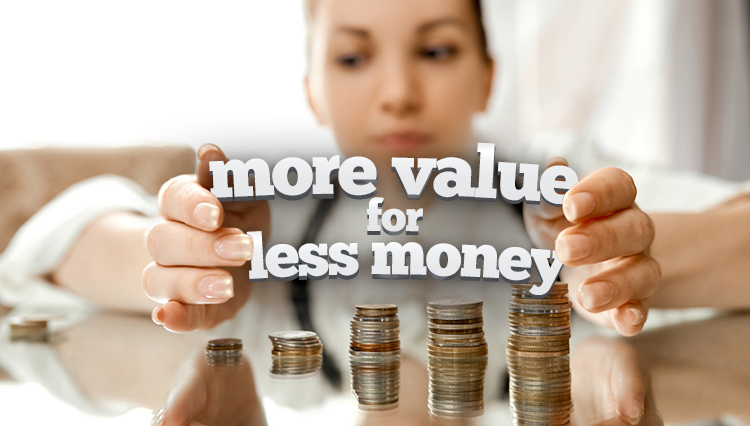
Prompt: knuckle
<box><xmin>643</xmin><ymin>212</ymin><xmax>656</xmax><ymax>242</ymax></box>
<box><xmin>183</xmin><ymin>184</ymin><xmax>209</xmax><ymax>220</ymax></box>
<box><xmin>647</xmin><ymin>255</ymin><xmax>662</xmax><ymax>284</ymax></box>
<box><xmin>184</xmin><ymin>227</ymin><xmax>203</xmax><ymax>252</ymax></box>
<box><xmin>141</xmin><ymin>262</ymin><xmax>158</xmax><ymax>296</ymax></box>
<box><xmin>616</xmin><ymin>168</ymin><xmax>638</xmax><ymax>199</ymax></box>
<box><xmin>601</xmin><ymin>220</ymin><xmax>620</xmax><ymax>254</ymax></box>
<box><xmin>144</xmin><ymin>220</ymin><xmax>166</xmax><ymax>258</ymax></box>
<box><xmin>630</xmin><ymin>210</ymin><xmax>654</xmax><ymax>250</ymax></box>
<box><xmin>142</xmin><ymin>226</ymin><xmax>152</xmax><ymax>251</ymax></box>
<box><xmin>630</xmin><ymin>210</ymin><xmax>648</xmax><ymax>243</ymax></box>
<box><xmin>159</xmin><ymin>175</ymin><xmax>195</xmax><ymax>219</ymax></box>
<box><xmin>158</xmin><ymin>176</ymin><xmax>180</xmax><ymax>214</ymax></box>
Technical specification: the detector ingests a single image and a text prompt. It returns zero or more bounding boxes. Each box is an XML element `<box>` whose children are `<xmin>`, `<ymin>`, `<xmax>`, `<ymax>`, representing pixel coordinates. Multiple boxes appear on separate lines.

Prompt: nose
<box><xmin>378</xmin><ymin>52</ymin><xmax>421</xmax><ymax>118</ymax></box>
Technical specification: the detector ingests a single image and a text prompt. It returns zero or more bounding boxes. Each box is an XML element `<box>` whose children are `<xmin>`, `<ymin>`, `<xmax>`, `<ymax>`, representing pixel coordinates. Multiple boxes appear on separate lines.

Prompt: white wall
<box><xmin>0</xmin><ymin>0</ymin><xmax>335</xmax><ymax>160</ymax></box>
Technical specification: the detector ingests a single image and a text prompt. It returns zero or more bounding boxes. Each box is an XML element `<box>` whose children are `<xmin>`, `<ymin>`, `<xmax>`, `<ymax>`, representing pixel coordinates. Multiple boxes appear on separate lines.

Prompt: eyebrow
<box><xmin>418</xmin><ymin>18</ymin><xmax>467</xmax><ymax>34</ymax></box>
<box><xmin>334</xmin><ymin>27</ymin><xmax>370</xmax><ymax>38</ymax></box>
<box><xmin>334</xmin><ymin>18</ymin><xmax>467</xmax><ymax>39</ymax></box>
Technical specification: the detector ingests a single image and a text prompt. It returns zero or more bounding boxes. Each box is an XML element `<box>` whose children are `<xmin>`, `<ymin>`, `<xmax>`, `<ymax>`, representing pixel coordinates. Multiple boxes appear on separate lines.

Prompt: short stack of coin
<box><xmin>268</xmin><ymin>331</ymin><xmax>323</xmax><ymax>378</ymax></box>
<box><xmin>349</xmin><ymin>304</ymin><xmax>401</xmax><ymax>411</ymax></box>
<box><xmin>506</xmin><ymin>283</ymin><xmax>572</xmax><ymax>425</ymax></box>
<box><xmin>206</xmin><ymin>338</ymin><xmax>244</xmax><ymax>367</ymax></box>
<box><xmin>427</xmin><ymin>299</ymin><xmax>488</xmax><ymax>418</ymax></box>
<box><xmin>9</xmin><ymin>317</ymin><xmax>49</xmax><ymax>342</ymax></box>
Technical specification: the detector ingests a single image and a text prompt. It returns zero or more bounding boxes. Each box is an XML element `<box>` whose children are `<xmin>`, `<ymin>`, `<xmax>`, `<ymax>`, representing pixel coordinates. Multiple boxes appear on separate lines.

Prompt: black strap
<box><xmin>291</xmin><ymin>193</ymin><xmax>342</xmax><ymax>389</ymax></box>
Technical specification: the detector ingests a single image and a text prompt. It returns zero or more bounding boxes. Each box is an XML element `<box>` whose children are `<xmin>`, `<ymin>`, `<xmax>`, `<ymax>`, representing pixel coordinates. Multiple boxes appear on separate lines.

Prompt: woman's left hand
<box><xmin>524</xmin><ymin>158</ymin><xmax>661</xmax><ymax>336</ymax></box>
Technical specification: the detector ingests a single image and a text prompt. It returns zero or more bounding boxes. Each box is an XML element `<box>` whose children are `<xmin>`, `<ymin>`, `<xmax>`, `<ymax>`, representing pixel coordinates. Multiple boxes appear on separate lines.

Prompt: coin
<box><xmin>268</xmin><ymin>331</ymin><xmax>323</xmax><ymax>377</ymax></box>
<box><xmin>507</xmin><ymin>283</ymin><xmax>573</xmax><ymax>425</ymax></box>
<box><xmin>9</xmin><ymin>317</ymin><xmax>49</xmax><ymax>342</ymax></box>
<box><xmin>206</xmin><ymin>338</ymin><xmax>243</xmax><ymax>367</ymax></box>
<box><xmin>427</xmin><ymin>298</ymin><xmax>488</xmax><ymax>418</ymax></box>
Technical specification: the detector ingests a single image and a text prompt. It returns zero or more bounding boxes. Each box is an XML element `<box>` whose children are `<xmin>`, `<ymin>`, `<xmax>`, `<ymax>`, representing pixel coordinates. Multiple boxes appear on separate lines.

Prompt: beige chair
<box><xmin>0</xmin><ymin>144</ymin><xmax>196</xmax><ymax>314</ymax></box>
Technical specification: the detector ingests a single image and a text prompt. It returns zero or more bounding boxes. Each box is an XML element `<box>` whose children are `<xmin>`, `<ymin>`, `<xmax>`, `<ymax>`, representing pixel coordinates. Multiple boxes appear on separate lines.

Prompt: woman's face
<box><xmin>306</xmin><ymin>0</ymin><xmax>493</xmax><ymax>167</ymax></box>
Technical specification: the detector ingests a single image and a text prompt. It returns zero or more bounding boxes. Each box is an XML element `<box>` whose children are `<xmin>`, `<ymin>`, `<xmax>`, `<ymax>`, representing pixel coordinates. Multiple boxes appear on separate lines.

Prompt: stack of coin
<box><xmin>206</xmin><ymin>338</ymin><xmax>244</xmax><ymax>367</ymax></box>
<box><xmin>349</xmin><ymin>304</ymin><xmax>401</xmax><ymax>411</ymax></box>
<box><xmin>427</xmin><ymin>299</ymin><xmax>488</xmax><ymax>418</ymax></box>
<box><xmin>9</xmin><ymin>317</ymin><xmax>49</xmax><ymax>342</ymax></box>
<box><xmin>268</xmin><ymin>330</ymin><xmax>323</xmax><ymax>378</ymax></box>
<box><xmin>506</xmin><ymin>283</ymin><xmax>572</xmax><ymax>425</ymax></box>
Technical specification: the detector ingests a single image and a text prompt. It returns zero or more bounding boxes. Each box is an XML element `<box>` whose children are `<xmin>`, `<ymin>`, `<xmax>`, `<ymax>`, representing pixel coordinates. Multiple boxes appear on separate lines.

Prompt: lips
<box><xmin>376</xmin><ymin>131</ymin><xmax>430</xmax><ymax>152</ymax></box>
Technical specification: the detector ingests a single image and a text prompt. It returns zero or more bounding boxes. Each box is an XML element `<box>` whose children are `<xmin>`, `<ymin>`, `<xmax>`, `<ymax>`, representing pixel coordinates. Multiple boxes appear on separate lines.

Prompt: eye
<box><xmin>421</xmin><ymin>45</ymin><xmax>457</xmax><ymax>61</ymax></box>
<box><xmin>337</xmin><ymin>53</ymin><xmax>367</xmax><ymax>68</ymax></box>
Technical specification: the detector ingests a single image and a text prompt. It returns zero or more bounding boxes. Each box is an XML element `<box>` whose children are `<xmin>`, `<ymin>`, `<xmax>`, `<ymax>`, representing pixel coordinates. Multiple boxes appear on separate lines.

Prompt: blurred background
<box><xmin>1</xmin><ymin>0</ymin><xmax>749</xmax><ymax>179</ymax></box>
<box><xmin>1</xmin><ymin>1</ymin><xmax>750</xmax><ymax>424</ymax></box>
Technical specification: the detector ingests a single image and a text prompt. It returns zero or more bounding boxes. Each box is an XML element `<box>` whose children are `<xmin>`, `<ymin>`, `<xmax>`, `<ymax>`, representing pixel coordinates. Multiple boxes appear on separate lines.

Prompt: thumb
<box><xmin>525</xmin><ymin>156</ymin><xmax>570</xmax><ymax>220</ymax></box>
<box><xmin>196</xmin><ymin>143</ymin><xmax>230</xmax><ymax>190</ymax></box>
<box><xmin>195</xmin><ymin>144</ymin><xmax>271</xmax><ymax>233</ymax></box>
<box><xmin>523</xmin><ymin>157</ymin><xmax>573</xmax><ymax>249</ymax></box>
<box><xmin>529</xmin><ymin>157</ymin><xmax>568</xmax><ymax>216</ymax></box>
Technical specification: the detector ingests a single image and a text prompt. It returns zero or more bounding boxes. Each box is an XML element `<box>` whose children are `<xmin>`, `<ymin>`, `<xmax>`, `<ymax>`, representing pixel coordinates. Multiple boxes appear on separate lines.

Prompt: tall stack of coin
<box><xmin>349</xmin><ymin>304</ymin><xmax>401</xmax><ymax>411</ymax></box>
<box><xmin>206</xmin><ymin>338</ymin><xmax>244</xmax><ymax>367</ymax></box>
<box><xmin>427</xmin><ymin>299</ymin><xmax>488</xmax><ymax>418</ymax></box>
<box><xmin>268</xmin><ymin>331</ymin><xmax>323</xmax><ymax>378</ymax></box>
<box><xmin>506</xmin><ymin>283</ymin><xmax>572</xmax><ymax>425</ymax></box>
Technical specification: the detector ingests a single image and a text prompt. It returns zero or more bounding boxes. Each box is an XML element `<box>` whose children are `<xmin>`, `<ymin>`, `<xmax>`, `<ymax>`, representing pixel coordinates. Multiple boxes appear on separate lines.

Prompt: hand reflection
<box><xmin>571</xmin><ymin>336</ymin><xmax>662</xmax><ymax>426</ymax></box>
<box><xmin>156</xmin><ymin>350</ymin><xmax>267</xmax><ymax>426</ymax></box>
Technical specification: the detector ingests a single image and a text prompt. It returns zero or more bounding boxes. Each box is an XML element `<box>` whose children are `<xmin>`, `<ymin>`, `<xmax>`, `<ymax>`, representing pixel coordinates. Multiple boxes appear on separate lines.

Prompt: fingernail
<box><xmin>197</xmin><ymin>143</ymin><xmax>219</xmax><ymax>160</ymax></box>
<box><xmin>151</xmin><ymin>307</ymin><xmax>164</xmax><ymax>325</ymax></box>
<box><xmin>563</xmin><ymin>192</ymin><xmax>596</xmax><ymax>221</ymax></box>
<box><xmin>198</xmin><ymin>275</ymin><xmax>234</xmax><ymax>300</ymax></box>
<box><xmin>555</xmin><ymin>234</ymin><xmax>592</xmax><ymax>262</ymax></box>
<box><xmin>579</xmin><ymin>281</ymin><xmax>613</xmax><ymax>310</ymax></box>
<box><xmin>194</xmin><ymin>203</ymin><xmax>220</xmax><ymax>229</ymax></box>
<box><xmin>215</xmin><ymin>233</ymin><xmax>253</xmax><ymax>261</ymax></box>
<box><xmin>628</xmin><ymin>396</ymin><xmax>645</xmax><ymax>425</ymax></box>
<box><xmin>629</xmin><ymin>307</ymin><xmax>644</xmax><ymax>326</ymax></box>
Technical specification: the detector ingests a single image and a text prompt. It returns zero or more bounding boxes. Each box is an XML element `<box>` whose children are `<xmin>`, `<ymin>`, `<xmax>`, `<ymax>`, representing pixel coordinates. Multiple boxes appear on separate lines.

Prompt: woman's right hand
<box><xmin>143</xmin><ymin>144</ymin><xmax>271</xmax><ymax>332</ymax></box>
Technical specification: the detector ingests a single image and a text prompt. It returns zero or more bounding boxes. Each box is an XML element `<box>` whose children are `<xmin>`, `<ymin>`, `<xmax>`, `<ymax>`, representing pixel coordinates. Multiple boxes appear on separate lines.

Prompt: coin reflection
<box><xmin>350</xmin><ymin>304</ymin><xmax>401</xmax><ymax>411</ymax></box>
<box><xmin>427</xmin><ymin>299</ymin><xmax>488</xmax><ymax>418</ymax></box>
<box><xmin>268</xmin><ymin>330</ymin><xmax>323</xmax><ymax>378</ymax></box>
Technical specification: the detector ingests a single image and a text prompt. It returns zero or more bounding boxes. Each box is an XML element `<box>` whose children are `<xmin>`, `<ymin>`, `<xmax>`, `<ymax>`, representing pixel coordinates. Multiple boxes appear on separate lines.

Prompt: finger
<box><xmin>195</xmin><ymin>144</ymin><xmax>272</xmax><ymax>232</ymax></box>
<box><xmin>592</xmin><ymin>413</ymin><xmax>662</xmax><ymax>426</ymax></box>
<box><xmin>159</xmin><ymin>174</ymin><xmax>224</xmax><ymax>232</ymax></box>
<box><xmin>610</xmin><ymin>341</ymin><xmax>648</xmax><ymax>425</ymax></box>
<box><xmin>142</xmin><ymin>262</ymin><xmax>234</xmax><ymax>305</ymax></box>
<box><xmin>155</xmin><ymin>285</ymin><xmax>250</xmax><ymax>332</ymax></box>
<box><xmin>145</xmin><ymin>221</ymin><xmax>253</xmax><ymax>267</ymax></box>
<box><xmin>556</xmin><ymin>208</ymin><xmax>654</xmax><ymax>266</ymax></box>
<box><xmin>641</xmin><ymin>392</ymin><xmax>663</xmax><ymax>426</ymax></box>
<box><xmin>612</xmin><ymin>300</ymin><xmax>649</xmax><ymax>337</ymax></box>
<box><xmin>196</xmin><ymin>143</ymin><xmax>229</xmax><ymax>189</ymax></box>
<box><xmin>577</xmin><ymin>255</ymin><xmax>661</xmax><ymax>313</ymax></box>
<box><xmin>527</xmin><ymin>157</ymin><xmax>570</xmax><ymax>220</ymax></box>
<box><xmin>162</xmin><ymin>378</ymin><xmax>206</xmax><ymax>426</ymax></box>
<box><xmin>563</xmin><ymin>167</ymin><xmax>637</xmax><ymax>223</ymax></box>
<box><xmin>524</xmin><ymin>212</ymin><xmax>572</xmax><ymax>249</ymax></box>
<box><xmin>162</xmin><ymin>401</ymin><xmax>202</xmax><ymax>426</ymax></box>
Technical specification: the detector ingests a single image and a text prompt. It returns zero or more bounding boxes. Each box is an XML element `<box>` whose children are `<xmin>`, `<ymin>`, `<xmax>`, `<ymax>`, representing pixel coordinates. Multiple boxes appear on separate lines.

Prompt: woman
<box><xmin>19</xmin><ymin>0</ymin><xmax>750</xmax><ymax>424</ymax></box>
